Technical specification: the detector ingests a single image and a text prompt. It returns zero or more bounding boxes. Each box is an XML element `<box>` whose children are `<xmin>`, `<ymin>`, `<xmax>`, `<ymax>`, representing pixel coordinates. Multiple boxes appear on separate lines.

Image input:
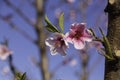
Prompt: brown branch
<box><xmin>8</xmin><ymin>55</ymin><xmax>16</xmax><ymax>76</ymax></box>
<box><xmin>80</xmin><ymin>51</ymin><xmax>89</xmax><ymax>80</ymax></box>
<box><xmin>4</xmin><ymin>40</ymin><xmax>16</xmax><ymax>78</ymax></box>
<box><xmin>35</xmin><ymin>0</ymin><xmax>51</xmax><ymax>80</ymax></box>
<box><xmin>104</xmin><ymin>0</ymin><xmax>120</xmax><ymax>80</ymax></box>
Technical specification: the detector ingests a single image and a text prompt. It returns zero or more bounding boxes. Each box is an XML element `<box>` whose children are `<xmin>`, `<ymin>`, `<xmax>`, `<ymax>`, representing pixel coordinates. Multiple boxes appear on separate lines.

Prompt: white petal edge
<box><xmin>73</xmin><ymin>39</ymin><xmax>85</xmax><ymax>49</ymax></box>
<box><xmin>45</xmin><ymin>37</ymin><xmax>54</xmax><ymax>47</ymax></box>
<box><xmin>50</xmin><ymin>47</ymin><xmax>58</xmax><ymax>55</ymax></box>
<box><xmin>82</xmin><ymin>37</ymin><xmax>92</xmax><ymax>42</ymax></box>
<box><xmin>65</xmin><ymin>32</ymin><xmax>73</xmax><ymax>43</ymax></box>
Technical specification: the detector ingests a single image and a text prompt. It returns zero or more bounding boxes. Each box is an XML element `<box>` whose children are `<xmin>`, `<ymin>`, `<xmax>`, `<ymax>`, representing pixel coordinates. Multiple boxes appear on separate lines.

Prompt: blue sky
<box><xmin>0</xmin><ymin>0</ymin><xmax>107</xmax><ymax>80</ymax></box>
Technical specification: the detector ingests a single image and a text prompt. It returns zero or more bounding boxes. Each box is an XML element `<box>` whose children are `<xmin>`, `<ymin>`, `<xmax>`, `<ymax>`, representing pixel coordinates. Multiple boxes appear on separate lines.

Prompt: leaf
<box><xmin>59</xmin><ymin>13</ymin><xmax>64</xmax><ymax>32</ymax></box>
<box><xmin>16</xmin><ymin>73</ymin><xmax>21</xmax><ymax>79</ymax></box>
<box><xmin>99</xmin><ymin>27</ymin><xmax>114</xmax><ymax>60</ymax></box>
<box><xmin>45</xmin><ymin>15</ymin><xmax>60</xmax><ymax>33</ymax></box>
<box><xmin>20</xmin><ymin>72</ymin><xmax>26</xmax><ymax>80</ymax></box>
<box><xmin>16</xmin><ymin>72</ymin><xmax>26</xmax><ymax>80</ymax></box>
<box><xmin>45</xmin><ymin>25</ymin><xmax>59</xmax><ymax>32</ymax></box>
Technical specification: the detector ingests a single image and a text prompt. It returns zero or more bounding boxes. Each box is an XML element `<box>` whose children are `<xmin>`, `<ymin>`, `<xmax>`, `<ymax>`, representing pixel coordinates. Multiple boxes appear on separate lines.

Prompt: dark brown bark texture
<box><xmin>104</xmin><ymin>0</ymin><xmax>120</xmax><ymax>80</ymax></box>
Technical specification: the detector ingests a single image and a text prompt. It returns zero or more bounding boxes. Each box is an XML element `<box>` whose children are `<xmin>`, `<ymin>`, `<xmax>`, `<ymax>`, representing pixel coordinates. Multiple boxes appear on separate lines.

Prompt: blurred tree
<box><xmin>35</xmin><ymin>0</ymin><xmax>50</xmax><ymax>80</ymax></box>
<box><xmin>104</xmin><ymin>0</ymin><xmax>120</xmax><ymax>80</ymax></box>
<box><xmin>0</xmin><ymin>0</ymin><xmax>107</xmax><ymax>80</ymax></box>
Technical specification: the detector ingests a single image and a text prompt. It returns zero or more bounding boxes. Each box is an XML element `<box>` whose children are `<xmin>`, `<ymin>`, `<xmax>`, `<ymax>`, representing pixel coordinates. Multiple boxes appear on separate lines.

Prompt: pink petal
<box><xmin>82</xmin><ymin>29</ymin><xmax>93</xmax><ymax>42</ymax></box>
<box><xmin>81</xmin><ymin>37</ymin><xmax>92</xmax><ymax>42</ymax></box>
<box><xmin>45</xmin><ymin>33</ymin><xmax>68</xmax><ymax>56</ymax></box>
<box><xmin>73</xmin><ymin>39</ymin><xmax>85</xmax><ymax>49</ymax></box>
<box><xmin>0</xmin><ymin>45</ymin><xmax>12</xmax><ymax>60</ymax></box>
<box><xmin>58</xmin><ymin>46</ymin><xmax>67</xmax><ymax>56</ymax></box>
<box><xmin>0</xmin><ymin>52</ymin><xmax>10</xmax><ymax>60</ymax></box>
<box><xmin>59</xmin><ymin>48</ymin><xmax>66</xmax><ymax>56</ymax></box>
<box><xmin>51</xmin><ymin>47</ymin><xmax>66</xmax><ymax>56</ymax></box>
<box><xmin>65</xmin><ymin>32</ymin><xmax>73</xmax><ymax>43</ymax></box>
<box><xmin>83</xmin><ymin>29</ymin><xmax>93</xmax><ymax>37</ymax></box>
<box><xmin>90</xmin><ymin>41</ymin><xmax>103</xmax><ymax>49</ymax></box>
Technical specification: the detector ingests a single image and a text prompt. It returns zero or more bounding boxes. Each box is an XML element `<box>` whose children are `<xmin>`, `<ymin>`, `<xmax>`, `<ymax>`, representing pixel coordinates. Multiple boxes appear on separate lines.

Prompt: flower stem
<box><xmin>99</xmin><ymin>27</ymin><xmax>114</xmax><ymax>60</ymax></box>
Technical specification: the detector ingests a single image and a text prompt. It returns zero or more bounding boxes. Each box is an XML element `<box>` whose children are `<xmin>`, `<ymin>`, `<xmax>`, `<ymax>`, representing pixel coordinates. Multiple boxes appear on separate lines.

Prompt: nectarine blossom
<box><xmin>0</xmin><ymin>45</ymin><xmax>12</xmax><ymax>60</ymax></box>
<box><xmin>65</xmin><ymin>23</ymin><xmax>93</xmax><ymax>49</ymax></box>
<box><xmin>45</xmin><ymin>33</ymin><xmax>69</xmax><ymax>56</ymax></box>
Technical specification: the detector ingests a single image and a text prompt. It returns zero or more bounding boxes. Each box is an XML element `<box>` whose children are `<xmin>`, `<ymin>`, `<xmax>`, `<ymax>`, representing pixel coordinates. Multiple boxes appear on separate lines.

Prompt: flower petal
<box><xmin>50</xmin><ymin>47</ymin><xmax>58</xmax><ymax>55</ymax></box>
<box><xmin>57</xmin><ymin>46</ymin><xmax>67</xmax><ymax>56</ymax></box>
<box><xmin>0</xmin><ymin>45</ymin><xmax>12</xmax><ymax>60</ymax></box>
<box><xmin>73</xmin><ymin>39</ymin><xmax>85</xmax><ymax>49</ymax></box>
<box><xmin>45</xmin><ymin>33</ymin><xmax>68</xmax><ymax>56</ymax></box>
<box><xmin>45</xmin><ymin>37</ymin><xmax>55</xmax><ymax>47</ymax></box>
<box><xmin>83</xmin><ymin>29</ymin><xmax>93</xmax><ymax>37</ymax></box>
<box><xmin>81</xmin><ymin>37</ymin><xmax>92</xmax><ymax>42</ymax></box>
<box><xmin>65</xmin><ymin>32</ymin><xmax>73</xmax><ymax>43</ymax></box>
<box><xmin>71</xmin><ymin>23</ymin><xmax>86</xmax><ymax>32</ymax></box>
<box><xmin>0</xmin><ymin>52</ymin><xmax>10</xmax><ymax>60</ymax></box>
<box><xmin>64</xmin><ymin>40</ymin><xmax>69</xmax><ymax>48</ymax></box>
<box><xmin>82</xmin><ymin>29</ymin><xmax>93</xmax><ymax>42</ymax></box>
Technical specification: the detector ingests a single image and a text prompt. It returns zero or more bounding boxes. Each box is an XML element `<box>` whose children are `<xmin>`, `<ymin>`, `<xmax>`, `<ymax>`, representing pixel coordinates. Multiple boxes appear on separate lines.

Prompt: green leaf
<box><xmin>16</xmin><ymin>73</ymin><xmax>21</xmax><ymax>79</ymax></box>
<box><xmin>59</xmin><ymin>13</ymin><xmax>64</xmax><ymax>33</ymax></box>
<box><xmin>45</xmin><ymin>25</ymin><xmax>58</xmax><ymax>32</ymax></box>
<box><xmin>16</xmin><ymin>72</ymin><xmax>26</xmax><ymax>80</ymax></box>
<box><xmin>45</xmin><ymin>15</ymin><xmax>60</xmax><ymax>33</ymax></box>
<box><xmin>99</xmin><ymin>27</ymin><xmax>114</xmax><ymax>60</ymax></box>
<box><xmin>20</xmin><ymin>72</ymin><xmax>26</xmax><ymax>80</ymax></box>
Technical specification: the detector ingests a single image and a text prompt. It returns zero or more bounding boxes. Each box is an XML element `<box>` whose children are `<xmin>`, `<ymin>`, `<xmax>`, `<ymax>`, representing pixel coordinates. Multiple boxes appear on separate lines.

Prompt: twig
<box><xmin>4</xmin><ymin>40</ymin><xmax>16</xmax><ymax>78</ymax></box>
<box><xmin>8</xmin><ymin>55</ymin><xmax>16</xmax><ymax>76</ymax></box>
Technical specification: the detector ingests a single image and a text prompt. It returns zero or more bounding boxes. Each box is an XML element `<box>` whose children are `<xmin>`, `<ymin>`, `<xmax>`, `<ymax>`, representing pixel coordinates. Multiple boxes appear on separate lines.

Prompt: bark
<box><xmin>35</xmin><ymin>0</ymin><xmax>50</xmax><ymax>80</ymax></box>
<box><xmin>104</xmin><ymin>0</ymin><xmax>120</xmax><ymax>80</ymax></box>
<box><xmin>80</xmin><ymin>51</ymin><xmax>89</xmax><ymax>80</ymax></box>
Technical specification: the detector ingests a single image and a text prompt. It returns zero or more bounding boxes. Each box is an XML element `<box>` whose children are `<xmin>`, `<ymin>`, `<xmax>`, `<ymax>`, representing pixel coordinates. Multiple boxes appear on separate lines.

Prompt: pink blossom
<box><xmin>2</xmin><ymin>66</ymin><xmax>10</xmax><ymax>75</ymax></box>
<box><xmin>45</xmin><ymin>33</ymin><xmax>69</xmax><ymax>56</ymax></box>
<box><xmin>67</xmin><ymin>0</ymin><xmax>75</xmax><ymax>4</ymax></box>
<box><xmin>69</xmin><ymin>59</ymin><xmax>77</xmax><ymax>67</ymax></box>
<box><xmin>90</xmin><ymin>41</ymin><xmax>103</xmax><ymax>49</ymax></box>
<box><xmin>65</xmin><ymin>23</ymin><xmax>93</xmax><ymax>49</ymax></box>
<box><xmin>0</xmin><ymin>45</ymin><xmax>12</xmax><ymax>60</ymax></box>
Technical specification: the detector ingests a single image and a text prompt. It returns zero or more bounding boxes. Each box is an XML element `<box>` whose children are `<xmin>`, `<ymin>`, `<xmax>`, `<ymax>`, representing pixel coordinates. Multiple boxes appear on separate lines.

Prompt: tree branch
<box><xmin>35</xmin><ymin>0</ymin><xmax>51</xmax><ymax>80</ymax></box>
<box><xmin>104</xmin><ymin>0</ymin><xmax>120</xmax><ymax>80</ymax></box>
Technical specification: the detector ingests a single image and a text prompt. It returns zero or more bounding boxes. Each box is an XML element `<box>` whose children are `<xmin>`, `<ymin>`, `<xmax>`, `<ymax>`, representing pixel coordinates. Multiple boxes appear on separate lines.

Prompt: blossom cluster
<box><xmin>45</xmin><ymin>23</ymin><xmax>93</xmax><ymax>56</ymax></box>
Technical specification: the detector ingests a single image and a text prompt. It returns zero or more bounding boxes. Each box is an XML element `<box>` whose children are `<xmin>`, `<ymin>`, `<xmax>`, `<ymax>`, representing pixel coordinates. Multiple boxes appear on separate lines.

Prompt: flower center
<box><xmin>55</xmin><ymin>37</ymin><xmax>65</xmax><ymax>47</ymax></box>
<box><xmin>74</xmin><ymin>31</ymin><xmax>83</xmax><ymax>39</ymax></box>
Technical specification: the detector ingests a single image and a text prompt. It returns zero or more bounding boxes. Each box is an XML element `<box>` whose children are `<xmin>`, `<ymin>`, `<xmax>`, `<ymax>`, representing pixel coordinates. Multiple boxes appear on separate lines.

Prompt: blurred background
<box><xmin>0</xmin><ymin>0</ymin><xmax>107</xmax><ymax>80</ymax></box>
